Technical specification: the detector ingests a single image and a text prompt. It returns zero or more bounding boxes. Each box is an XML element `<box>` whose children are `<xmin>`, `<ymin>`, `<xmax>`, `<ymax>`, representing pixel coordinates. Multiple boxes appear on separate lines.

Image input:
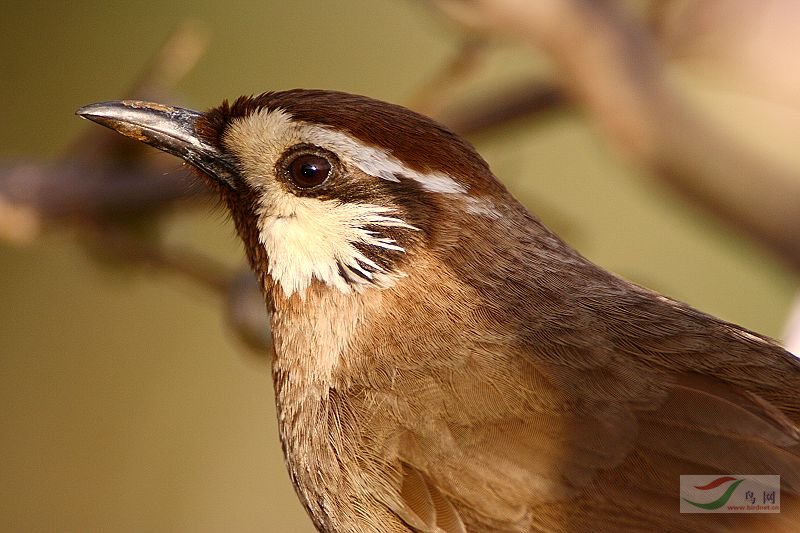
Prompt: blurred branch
<box><xmin>406</xmin><ymin>34</ymin><xmax>568</xmax><ymax>137</ymax></box>
<box><xmin>0</xmin><ymin>160</ymin><xmax>196</xmax><ymax>227</ymax></box>
<box><xmin>84</xmin><ymin>225</ymin><xmax>231</xmax><ymax>293</ymax></box>
<box><xmin>0</xmin><ymin>20</ymin><xmax>269</xmax><ymax>354</ymax></box>
<box><xmin>84</xmin><ymin>225</ymin><xmax>273</xmax><ymax>355</ymax></box>
<box><xmin>442</xmin><ymin>80</ymin><xmax>566</xmax><ymax>136</ymax></box>
<box><xmin>407</xmin><ymin>37</ymin><xmax>489</xmax><ymax>117</ymax></box>
<box><xmin>133</xmin><ymin>19</ymin><xmax>210</xmax><ymax>96</ymax></box>
<box><xmin>432</xmin><ymin>0</ymin><xmax>800</xmax><ymax>271</ymax></box>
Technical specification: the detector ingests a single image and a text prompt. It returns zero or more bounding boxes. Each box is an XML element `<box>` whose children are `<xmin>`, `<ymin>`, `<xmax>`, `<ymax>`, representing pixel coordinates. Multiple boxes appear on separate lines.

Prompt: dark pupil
<box><xmin>290</xmin><ymin>154</ymin><xmax>331</xmax><ymax>188</ymax></box>
<box><xmin>301</xmin><ymin>164</ymin><xmax>318</xmax><ymax>177</ymax></box>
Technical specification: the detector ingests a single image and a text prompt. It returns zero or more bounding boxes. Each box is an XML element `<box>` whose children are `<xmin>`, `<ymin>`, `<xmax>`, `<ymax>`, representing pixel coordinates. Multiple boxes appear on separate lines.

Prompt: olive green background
<box><xmin>1</xmin><ymin>2</ymin><xmax>796</xmax><ymax>532</ymax></box>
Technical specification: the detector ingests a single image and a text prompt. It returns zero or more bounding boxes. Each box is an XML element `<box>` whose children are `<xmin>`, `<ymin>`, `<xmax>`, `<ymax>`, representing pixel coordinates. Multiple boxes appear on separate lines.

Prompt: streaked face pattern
<box><xmin>206</xmin><ymin>95</ymin><xmax>499</xmax><ymax>298</ymax></box>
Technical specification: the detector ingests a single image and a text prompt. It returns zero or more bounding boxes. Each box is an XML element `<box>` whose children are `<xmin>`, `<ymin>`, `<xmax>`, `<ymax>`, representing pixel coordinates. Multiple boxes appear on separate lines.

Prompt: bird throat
<box><xmin>266</xmin><ymin>282</ymin><xmax>370</xmax><ymax>531</ymax></box>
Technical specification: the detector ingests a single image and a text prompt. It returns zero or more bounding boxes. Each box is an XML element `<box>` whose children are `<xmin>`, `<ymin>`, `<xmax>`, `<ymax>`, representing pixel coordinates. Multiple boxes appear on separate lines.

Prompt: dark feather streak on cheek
<box><xmin>381</xmin><ymin>175</ymin><xmax>435</xmax><ymax>240</ymax></box>
<box><xmin>352</xmin><ymin>239</ymin><xmax>401</xmax><ymax>274</ymax></box>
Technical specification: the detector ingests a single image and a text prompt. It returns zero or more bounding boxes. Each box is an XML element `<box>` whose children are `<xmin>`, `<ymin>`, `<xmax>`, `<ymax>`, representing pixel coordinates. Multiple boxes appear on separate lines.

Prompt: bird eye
<box><xmin>287</xmin><ymin>153</ymin><xmax>332</xmax><ymax>189</ymax></box>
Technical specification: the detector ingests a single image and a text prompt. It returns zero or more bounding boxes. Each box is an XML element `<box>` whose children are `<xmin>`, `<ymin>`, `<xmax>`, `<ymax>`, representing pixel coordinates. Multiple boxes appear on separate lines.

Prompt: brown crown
<box><xmin>195</xmin><ymin>89</ymin><xmax>502</xmax><ymax>192</ymax></box>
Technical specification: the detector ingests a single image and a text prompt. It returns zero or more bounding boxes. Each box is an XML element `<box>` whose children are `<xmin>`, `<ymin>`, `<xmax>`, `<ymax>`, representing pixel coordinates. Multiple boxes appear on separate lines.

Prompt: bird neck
<box><xmin>267</xmin><ymin>281</ymin><xmax>382</xmax><ymax>531</ymax></box>
<box><xmin>268</xmin><ymin>281</ymin><xmax>363</xmax><ymax>385</ymax></box>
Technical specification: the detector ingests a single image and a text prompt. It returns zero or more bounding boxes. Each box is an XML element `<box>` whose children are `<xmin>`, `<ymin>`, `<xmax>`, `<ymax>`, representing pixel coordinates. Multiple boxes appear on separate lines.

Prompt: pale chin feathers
<box><xmin>257</xmin><ymin>197</ymin><xmax>417</xmax><ymax>298</ymax></box>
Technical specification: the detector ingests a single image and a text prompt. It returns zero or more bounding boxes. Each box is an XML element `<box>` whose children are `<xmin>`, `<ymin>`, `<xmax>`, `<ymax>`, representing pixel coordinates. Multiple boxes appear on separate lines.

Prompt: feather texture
<box><xmin>85</xmin><ymin>89</ymin><xmax>800</xmax><ymax>532</ymax></box>
<box><xmin>261</xmin><ymin>179</ymin><xmax>800</xmax><ymax>532</ymax></box>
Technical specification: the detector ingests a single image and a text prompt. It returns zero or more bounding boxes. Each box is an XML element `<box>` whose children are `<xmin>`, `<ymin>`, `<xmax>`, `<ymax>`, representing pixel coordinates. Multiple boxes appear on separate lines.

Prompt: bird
<box><xmin>77</xmin><ymin>90</ymin><xmax>800</xmax><ymax>532</ymax></box>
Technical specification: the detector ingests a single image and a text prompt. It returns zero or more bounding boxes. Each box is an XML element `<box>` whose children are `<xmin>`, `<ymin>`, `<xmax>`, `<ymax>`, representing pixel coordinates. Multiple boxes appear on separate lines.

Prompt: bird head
<box><xmin>77</xmin><ymin>90</ymin><xmax>534</xmax><ymax>305</ymax></box>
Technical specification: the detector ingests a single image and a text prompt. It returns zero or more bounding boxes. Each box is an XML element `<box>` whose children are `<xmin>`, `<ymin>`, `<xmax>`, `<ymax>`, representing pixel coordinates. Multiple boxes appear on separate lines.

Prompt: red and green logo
<box><xmin>680</xmin><ymin>474</ymin><xmax>780</xmax><ymax>513</ymax></box>
<box><xmin>682</xmin><ymin>476</ymin><xmax>744</xmax><ymax>510</ymax></box>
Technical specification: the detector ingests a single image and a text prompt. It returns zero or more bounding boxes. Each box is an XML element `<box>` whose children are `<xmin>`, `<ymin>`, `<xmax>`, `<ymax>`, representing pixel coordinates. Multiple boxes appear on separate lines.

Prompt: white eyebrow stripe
<box><xmin>295</xmin><ymin>122</ymin><xmax>503</xmax><ymax>219</ymax></box>
<box><xmin>464</xmin><ymin>196</ymin><xmax>502</xmax><ymax>219</ymax></box>
<box><xmin>414</xmin><ymin>173</ymin><xmax>467</xmax><ymax>194</ymax></box>
<box><xmin>228</xmin><ymin>108</ymin><xmax>470</xmax><ymax>197</ymax></box>
<box><xmin>297</xmin><ymin>123</ymin><xmax>465</xmax><ymax>190</ymax></box>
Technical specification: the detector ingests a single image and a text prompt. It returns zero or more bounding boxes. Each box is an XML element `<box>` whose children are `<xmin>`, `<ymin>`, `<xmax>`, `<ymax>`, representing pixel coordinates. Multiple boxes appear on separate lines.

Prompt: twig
<box><xmin>407</xmin><ymin>37</ymin><xmax>489</xmax><ymax>117</ymax></box>
<box><xmin>132</xmin><ymin>19</ymin><xmax>210</xmax><ymax>97</ymax></box>
<box><xmin>0</xmin><ymin>160</ymin><xmax>202</xmax><ymax>222</ymax></box>
<box><xmin>442</xmin><ymin>80</ymin><xmax>566</xmax><ymax>136</ymax></box>
<box><xmin>84</xmin><ymin>225</ymin><xmax>231</xmax><ymax>293</ymax></box>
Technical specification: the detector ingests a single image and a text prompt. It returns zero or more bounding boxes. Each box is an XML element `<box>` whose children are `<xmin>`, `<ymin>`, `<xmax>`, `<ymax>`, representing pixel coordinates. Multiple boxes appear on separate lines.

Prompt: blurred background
<box><xmin>2</xmin><ymin>1</ymin><xmax>799</xmax><ymax>531</ymax></box>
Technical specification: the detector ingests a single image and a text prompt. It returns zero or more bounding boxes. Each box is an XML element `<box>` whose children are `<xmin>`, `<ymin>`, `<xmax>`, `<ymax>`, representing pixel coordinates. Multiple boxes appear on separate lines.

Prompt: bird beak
<box><xmin>76</xmin><ymin>100</ymin><xmax>237</xmax><ymax>189</ymax></box>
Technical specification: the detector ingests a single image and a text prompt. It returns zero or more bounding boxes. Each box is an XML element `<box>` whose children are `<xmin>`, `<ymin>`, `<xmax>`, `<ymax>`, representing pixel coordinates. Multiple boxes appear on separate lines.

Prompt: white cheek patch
<box><xmin>256</xmin><ymin>195</ymin><xmax>418</xmax><ymax>298</ymax></box>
